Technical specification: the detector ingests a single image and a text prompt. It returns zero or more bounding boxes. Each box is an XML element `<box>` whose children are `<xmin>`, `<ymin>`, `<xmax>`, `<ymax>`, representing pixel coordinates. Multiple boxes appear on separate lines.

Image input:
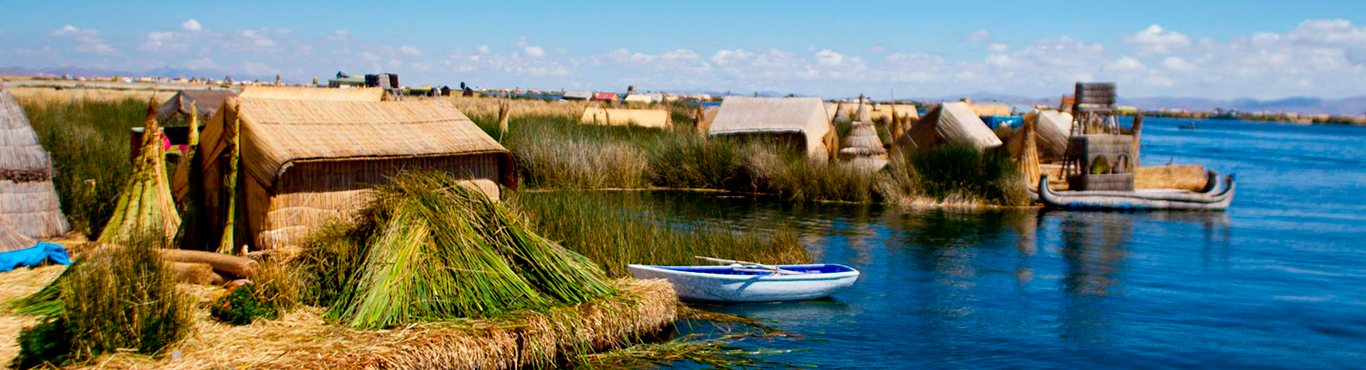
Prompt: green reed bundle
<box><xmin>326</xmin><ymin>171</ymin><xmax>615</xmax><ymax>329</ymax></box>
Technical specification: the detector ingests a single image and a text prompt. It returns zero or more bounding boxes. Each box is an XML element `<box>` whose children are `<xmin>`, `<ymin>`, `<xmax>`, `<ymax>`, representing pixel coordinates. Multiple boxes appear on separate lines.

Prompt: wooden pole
<box><xmin>1131</xmin><ymin>113</ymin><xmax>1144</xmax><ymax>168</ymax></box>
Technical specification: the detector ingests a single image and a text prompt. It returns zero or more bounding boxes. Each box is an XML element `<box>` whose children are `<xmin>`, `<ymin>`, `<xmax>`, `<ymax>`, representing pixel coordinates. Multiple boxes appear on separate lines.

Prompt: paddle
<box><xmin>694</xmin><ymin>256</ymin><xmax>806</xmax><ymax>275</ymax></box>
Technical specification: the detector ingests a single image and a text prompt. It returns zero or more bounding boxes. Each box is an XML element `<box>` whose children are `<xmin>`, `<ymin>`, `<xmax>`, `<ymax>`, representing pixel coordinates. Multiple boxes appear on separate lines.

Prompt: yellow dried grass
<box><xmin>47</xmin><ymin>278</ymin><xmax>675</xmax><ymax>369</ymax></box>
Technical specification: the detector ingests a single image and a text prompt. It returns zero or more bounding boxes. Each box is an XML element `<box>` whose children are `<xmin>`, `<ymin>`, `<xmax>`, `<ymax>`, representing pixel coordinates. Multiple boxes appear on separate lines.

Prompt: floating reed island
<box><xmin>1</xmin><ymin>84</ymin><xmax>801</xmax><ymax>369</ymax></box>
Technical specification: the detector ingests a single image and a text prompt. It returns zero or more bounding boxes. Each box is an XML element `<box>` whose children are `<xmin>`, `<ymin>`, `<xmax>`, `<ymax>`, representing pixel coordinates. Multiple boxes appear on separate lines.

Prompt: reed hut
<box><xmin>893</xmin><ymin>102</ymin><xmax>1002</xmax><ymax>152</ymax></box>
<box><xmin>157</xmin><ymin>89</ymin><xmax>237</xmax><ymax>121</ymax></box>
<box><xmin>237</xmin><ymin>86</ymin><xmax>386</xmax><ymax>101</ymax></box>
<box><xmin>0</xmin><ymin>79</ymin><xmax>69</xmax><ymax>240</ymax></box>
<box><xmin>839</xmin><ymin>115</ymin><xmax>888</xmax><ymax>170</ymax></box>
<box><xmin>580</xmin><ymin>106</ymin><xmax>671</xmax><ymax>128</ymax></box>
<box><xmin>708</xmin><ymin>97</ymin><xmax>833</xmax><ymax>160</ymax></box>
<box><xmin>192</xmin><ymin>98</ymin><xmax>516</xmax><ymax>251</ymax></box>
<box><xmin>1007</xmin><ymin>110</ymin><xmax>1073</xmax><ymax>161</ymax></box>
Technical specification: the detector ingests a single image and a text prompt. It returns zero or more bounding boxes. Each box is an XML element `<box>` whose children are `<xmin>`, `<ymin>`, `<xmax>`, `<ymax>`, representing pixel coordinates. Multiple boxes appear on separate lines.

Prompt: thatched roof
<box><xmin>894</xmin><ymin>102</ymin><xmax>1002</xmax><ymax>151</ymax></box>
<box><xmin>580</xmin><ymin>106</ymin><xmax>671</xmax><ymax>128</ymax></box>
<box><xmin>0</xmin><ymin>79</ymin><xmax>69</xmax><ymax>240</ymax></box>
<box><xmin>708</xmin><ymin>97</ymin><xmax>833</xmax><ymax>159</ymax></box>
<box><xmin>238</xmin><ymin>86</ymin><xmax>385</xmax><ymax>101</ymax></box>
<box><xmin>157</xmin><ymin>89</ymin><xmax>237</xmax><ymax>121</ymax></box>
<box><xmin>1008</xmin><ymin>110</ymin><xmax>1073</xmax><ymax>161</ymax></box>
<box><xmin>206</xmin><ymin>98</ymin><xmax>513</xmax><ymax>190</ymax></box>
<box><xmin>0</xmin><ymin>217</ymin><xmax>35</xmax><ymax>253</ymax></box>
<box><xmin>1</xmin><ymin>86</ymin><xmax>51</xmax><ymax>177</ymax></box>
<box><xmin>839</xmin><ymin>121</ymin><xmax>886</xmax><ymax>157</ymax></box>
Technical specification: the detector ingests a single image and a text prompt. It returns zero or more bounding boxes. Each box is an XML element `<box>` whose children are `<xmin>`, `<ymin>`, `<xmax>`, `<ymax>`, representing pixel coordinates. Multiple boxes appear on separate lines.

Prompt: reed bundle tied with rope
<box><xmin>325</xmin><ymin>171</ymin><xmax>616</xmax><ymax>329</ymax></box>
<box><xmin>96</xmin><ymin>96</ymin><xmax>181</xmax><ymax>244</ymax></box>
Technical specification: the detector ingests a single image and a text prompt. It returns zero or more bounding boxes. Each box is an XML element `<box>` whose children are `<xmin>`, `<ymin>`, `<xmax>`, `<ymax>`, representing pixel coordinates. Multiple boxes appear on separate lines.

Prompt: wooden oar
<box><xmin>695</xmin><ymin>256</ymin><xmax>805</xmax><ymax>275</ymax></box>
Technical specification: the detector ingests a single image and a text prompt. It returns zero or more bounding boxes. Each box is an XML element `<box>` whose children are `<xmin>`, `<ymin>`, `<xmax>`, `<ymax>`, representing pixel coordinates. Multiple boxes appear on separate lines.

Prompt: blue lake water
<box><xmin>648</xmin><ymin>117</ymin><xmax>1366</xmax><ymax>369</ymax></box>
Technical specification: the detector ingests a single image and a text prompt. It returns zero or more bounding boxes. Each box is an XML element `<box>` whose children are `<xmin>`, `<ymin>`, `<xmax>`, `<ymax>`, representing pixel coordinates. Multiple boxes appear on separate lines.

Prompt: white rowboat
<box><xmin>627</xmin><ymin>263</ymin><xmax>860</xmax><ymax>302</ymax></box>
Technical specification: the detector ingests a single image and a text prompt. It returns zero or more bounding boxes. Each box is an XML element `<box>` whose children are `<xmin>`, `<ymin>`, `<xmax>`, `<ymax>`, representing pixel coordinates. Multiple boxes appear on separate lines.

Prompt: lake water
<box><xmin>651</xmin><ymin>117</ymin><xmax>1366</xmax><ymax>369</ymax></box>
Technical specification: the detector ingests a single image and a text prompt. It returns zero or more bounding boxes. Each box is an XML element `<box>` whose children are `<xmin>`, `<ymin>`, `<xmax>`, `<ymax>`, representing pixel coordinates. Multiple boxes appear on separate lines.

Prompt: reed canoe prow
<box><xmin>1039</xmin><ymin>172</ymin><xmax>1235</xmax><ymax>211</ymax></box>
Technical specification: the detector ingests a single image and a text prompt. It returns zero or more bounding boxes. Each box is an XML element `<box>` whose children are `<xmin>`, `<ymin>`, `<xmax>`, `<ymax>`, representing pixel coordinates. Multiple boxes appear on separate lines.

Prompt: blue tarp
<box><xmin>982</xmin><ymin>116</ymin><xmax>1023</xmax><ymax>129</ymax></box>
<box><xmin>0</xmin><ymin>243</ymin><xmax>71</xmax><ymax>272</ymax></box>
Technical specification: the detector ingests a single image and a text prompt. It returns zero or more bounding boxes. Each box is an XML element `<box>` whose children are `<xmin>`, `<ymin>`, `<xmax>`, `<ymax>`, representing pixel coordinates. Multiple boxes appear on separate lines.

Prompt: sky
<box><xmin>1</xmin><ymin>0</ymin><xmax>1364</xmax><ymax>100</ymax></box>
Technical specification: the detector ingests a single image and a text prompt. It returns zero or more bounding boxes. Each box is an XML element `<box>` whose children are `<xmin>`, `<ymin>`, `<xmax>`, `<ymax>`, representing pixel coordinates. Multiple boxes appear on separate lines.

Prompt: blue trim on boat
<box><xmin>649</xmin><ymin>264</ymin><xmax>854</xmax><ymax>276</ymax></box>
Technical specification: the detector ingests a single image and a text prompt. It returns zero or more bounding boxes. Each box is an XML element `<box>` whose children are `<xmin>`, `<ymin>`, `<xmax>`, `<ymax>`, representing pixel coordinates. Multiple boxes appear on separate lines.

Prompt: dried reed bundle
<box><xmin>327</xmin><ymin>171</ymin><xmax>615</xmax><ymax>329</ymax></box>
<box><xmin>95</xmin><ymin>97</ymin><xmax>181</xmax><ymax>244</ymax></box>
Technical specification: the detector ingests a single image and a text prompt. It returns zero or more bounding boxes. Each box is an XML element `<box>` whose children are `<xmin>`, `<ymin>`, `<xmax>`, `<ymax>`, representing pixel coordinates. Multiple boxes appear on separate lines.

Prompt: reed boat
<box><xmin>628</xmin><ymin>257</ymin><xmax>860</xmax><ymax>302</ymax></box>
<box><xmin>1038</xmin><ymin>171</ymin><xmax>1235</xmax><ymax>211</ymax></box>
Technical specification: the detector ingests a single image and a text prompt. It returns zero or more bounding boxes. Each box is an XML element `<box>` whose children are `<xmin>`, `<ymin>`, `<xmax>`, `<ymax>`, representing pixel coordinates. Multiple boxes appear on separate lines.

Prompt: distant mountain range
<box><xmin>911</xmin><ymin>91</ymin><xmax>1366</xmax><ymax>116</ymax></box>
<box><xmin>2</xmin><ymin>65</ymin><xmax>279</xmax><ymax>84</ymax></box>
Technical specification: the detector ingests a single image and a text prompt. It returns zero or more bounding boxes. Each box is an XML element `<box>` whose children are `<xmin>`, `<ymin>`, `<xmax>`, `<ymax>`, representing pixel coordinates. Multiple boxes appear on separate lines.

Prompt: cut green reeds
<box><xmin>7</xmin><ymin>260</ymin><xmax>80</xmax><ymax>317</ymax></box>
<box><xmin>95</xmin><ymin>97</ymin><xmax>181</xmax><ymax>244</ymax></box>
<box><xmin>12</xmin><ymin>232</ymin><xmax>193</xmax><ymax>367</ymax></box>
<box><xmin>321</xmin><ymin>171</ymin><xmax>616</xmax><ymax>329</ymax></box>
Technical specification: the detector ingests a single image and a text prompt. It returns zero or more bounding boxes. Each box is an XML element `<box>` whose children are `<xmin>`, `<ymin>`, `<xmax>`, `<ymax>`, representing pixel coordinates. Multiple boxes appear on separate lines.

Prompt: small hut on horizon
<box><xmin>0</xmin><ymin>78</ymin><xmax>69</xmax><ymax>244</ymax></box>
<box><xmin>708</xmin><ymin>97</ymin><xmax>834</xmax><ymax>160</ymax></box>
<box><xmin>188</xmin><ymin>97</ymin><xmax>516</xmax><ymax>251</ymax></box>
<box><xmin>157</xmin><ymin>89</ymin><xmax>238</xmax><ymax>122</ymax></box>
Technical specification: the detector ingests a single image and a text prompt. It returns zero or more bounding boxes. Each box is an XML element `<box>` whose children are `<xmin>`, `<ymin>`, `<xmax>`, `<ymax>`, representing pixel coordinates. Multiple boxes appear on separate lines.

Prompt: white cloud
<box><xmin>815</xmin><ymin>49</ymin><xmax>844</xmax><ymax>66</ymax></box>
<box><xmin>400</xmin><ymin>45</ymin><xmax>423</xmax><ymax>56</ymax></box>
<box><xmin>478</xmin><ymin>44</ymin><xmax>490</xmax><ymax>54</ymax></box>
<box><xmin>1160</xmin><ymin>56</ymin><xmax>1195</xmax><ymax>72</ymax></box>
<box><xmin>987</xmin><ymin>43</ymin><xmax>1009</xmax><ymax>53</ymax></box>
<box><xmin>1105</xmin><ymin>56</ymin><xmax>1146</xmax><ymax>73</ymax></box>
<box><xmin>50</xmin><ymin>25</ymin><xmax>80</xmax><ymax>36</ymax></box>
<box><xmin>514</xmin><ymin>36</ymin><xmax>529</xmax><ymax>47</ymax></box>
<box><xmin>236</xmin><ymin>29</ymin><xmax>276</xmax><ymax>48</ymax></box>
<box><xmin>524</xmin><ymin>46</ymin><xmax>545</xmax><ymax>58</ymax></box>
<box><xmin>181</xmin><ymin>19</ymin><xmax>202</xmax><ymax>32</ymax></box>
<box><xmin>50</xmin><ymin>25</ymin><xmax>116</xmax><ymax>54</ymax></box>
<box><xmin>868</xmin><ymin>45</ymin><xmax>886</xmax><ymax>55</ymax></box>
<box><xmin>327</xmin><ymin>29</ymin><xmax>350</xmax><ymax>41</ymax></box>
<box><xmin>964</xmin><ymin>30</ymin><xmax>991</xmax><ymax>42</ymax></box>
<box><xmin>1123</xmin><ymin>24</ymin><xmax>1191</xmax><ymax>55</ymax></box>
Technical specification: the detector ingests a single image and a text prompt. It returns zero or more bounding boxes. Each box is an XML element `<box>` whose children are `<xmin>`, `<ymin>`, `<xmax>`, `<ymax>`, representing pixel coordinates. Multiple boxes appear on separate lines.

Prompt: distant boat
<box><xmin>628</xmin><ymin>257</ymin><xmax>860</xmax><ymax>302</ymax></box>
<box><xmin>1179</xmin><ymin>121</ymin><xmax>1199</xmax><ymax>130</ymax></box>
<box><xmin>1038</xmin><ymin>171</ymin><xmax>1236</xmax><ymax>211</ymax></box>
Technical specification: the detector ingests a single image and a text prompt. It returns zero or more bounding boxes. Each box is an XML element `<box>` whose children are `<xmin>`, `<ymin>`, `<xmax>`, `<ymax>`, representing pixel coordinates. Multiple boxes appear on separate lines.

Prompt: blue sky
<box><xmin>2</xmin><ymin>0</ymin><xmax>1364</xmax><ymax>99</ymax></box>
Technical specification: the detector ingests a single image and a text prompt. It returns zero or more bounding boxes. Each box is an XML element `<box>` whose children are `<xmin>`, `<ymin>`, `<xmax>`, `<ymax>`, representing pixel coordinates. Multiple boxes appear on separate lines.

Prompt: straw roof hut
<box><xmin>1007</xmin><ymin>110</ymin><xmax>1073</xmax><ymax>161</ymax></box>
<box><xmin>0</xmin><ymin>217</ymin><xmax>35</xmax><ymax>252</ymax></box>
<box><xmin>580</xmin><ymin>106</ymin><xmax>671</xmax><ymax>128</ymax></box>
<box><xmin>893</xmin><ymin>102</ymin><xmax>1002</xmax><ymax>151</ymax></box>
<box><xmin>157</xmin><ymin>89</ymin><xmax>237</xmax><ymax>121</ymax></box>
<box><xmin>192</xmin><ymin>98</ymin><xmax>516</xmax><ymax>251</ymax></box>
<box><xmin>707</xmin><ymin>97</ymin><xmax>833</xmax><ymax>160</ymax></box>
<box><xmin>839</xmin><ymin>113</ymin><xmax>888</xmax><ymax>171</ymax></box>
<box><xmin>0</xmin><ymin>79</ymin><xmax>69</xmax><ymax>241</ymax></box>
<box><xmin>237</xmin><ymin>86</ymin><xmax>385</xmax><ymax>101</ymax></box>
